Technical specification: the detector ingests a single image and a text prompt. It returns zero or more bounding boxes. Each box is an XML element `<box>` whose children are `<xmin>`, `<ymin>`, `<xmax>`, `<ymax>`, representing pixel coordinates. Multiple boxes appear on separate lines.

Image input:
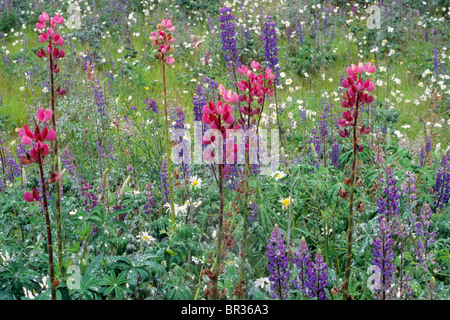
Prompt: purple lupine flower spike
<box><xmin>94</xmin><ymin>82</ymin><xmax>107</xmax><ymax>116</ymax></box>
<box><xmin>306</xmin><ymin>249</ymin><xmax>329</xmax><ymax>300</ymax></box>
<box><xmin>144</xmin><ymin>183</ymin><xmax>155</xmax><ymax>215</ymax></box>
<box><xmin>308</xmin><ymin>126</ymin><xmax>321</xmax><ymax>168</ymax></box>
<box><xmin>171</xmin><ymin>107</ymin><xmax>190</xmax><ymax>178</ymax></box>
<box><xmin>376</xmin><ymin>166</ymin><xmax>400</xmax><ymax>223</ymax></box>
<box><xmin>401</xmin><ymin>171</ymin><xmax>417</xmax><ymax>205</ymax></box>
<box><xmin>371</xmin><ymin>218</ymin><xmax>396</xmax><ymax>300</ymax></box>
<box><xmin>292</xmin><ymin>236</ymin><xmax>311</xmax><ymax>296</ymax></box>
<box><xmin>263</xmin><ymin>15</ymin><xmax>281</xmax><ymax>84</ymax></box>
<box><xmin>193</xmin><ymin>83</ymin><xmax>205</xmax><ymax>122</ymax></box>
<box><xmin>160</xmin><ymin>156</ymin><xmax>170</xmax><ymax>204</ymax></box>
<box><xmin>145</xmin><ymin>98</ymin><xmax>158</xmax><ymax>114</ymax></box>
<box><xmin>331</xmin><ymin>138</ymin><xmax>339</xmax><ymax>170</ymax></box>
<box><xmin>418</xmin><ymin>146</ymin><xmax>426</xmax><ymax>168</ymax></box>
<box><xmin>219</xmin><ymin>6</ymin><xmax>241</xmax><ymax>70</ymax></box>
<box><xmin>432</xmin><ymin>153</ymin><xmax>450</xmax><ymax>213</ymax></box>
<box><xmin>61</xmin><ymin>145</ymin><xmax>82</xmax><ymax>183</ymax></box>
<box><xmin>249</xmin><ymin>200</ymin><xmax>258</xmax><ymax>223</ymax></box>
<box><xmin>80</xmin><ymin>180</ymin><xmax>98</xmax><ymax>213</ymax></box>
<box><xmin>266</xmin><ymin>224</ymin><xmax>290</xmax><ymax>300</ymax></box>
<box><xmin>413</xmin><ymin>203</ymin><xmax>436</xmax><ymax>270</ymax></box>
<box><xmin>1</xmin><ymin>146</ymin><xmax>20</xmax><ymax>183</ymax></box>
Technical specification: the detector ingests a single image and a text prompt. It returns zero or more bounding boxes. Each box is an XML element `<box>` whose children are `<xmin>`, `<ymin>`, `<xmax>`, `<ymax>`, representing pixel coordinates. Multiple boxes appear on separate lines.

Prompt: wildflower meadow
<box><xmin>0</xmin><ymin>0</ymin><xmax>449</xmax><ymax>305</ymax></box>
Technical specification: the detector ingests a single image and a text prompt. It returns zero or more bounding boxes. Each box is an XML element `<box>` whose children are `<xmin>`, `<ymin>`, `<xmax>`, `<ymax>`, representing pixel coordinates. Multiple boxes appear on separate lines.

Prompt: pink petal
<box><xmin>36</xmin><ymin>22</ymin><xmax>46</xmax><ymax>30</ymax></box>
<box><xmin>342</xmin><ymin>100</ymin><xmax>350</xmax><ymax>108</ymax></box>
<box><xmin>338</xmin><ymin>119</ymin><xmax>349</xmax><ymax>128</ymax></box>
<box><xmin>218</xmin><ymin>84</ymin><xmax>225</xmax><ymax>96</ymax></box>
<box><xmin>45</xmin><ymin>129</ymin><xmax>57</xmax><ymax>141</ymax></box>
<box><xmin>24</xmin><ymin>125</ymin><xmax>34</xmax><ymax>139</ymax></box>
<box><xmin>43</xmin><ymin>109</ymin><xmax>52</xmax><ymax>122</ymax></box>
<box><xmin>41</xmin><ymin>144</ymin><xmax>50</xmax><ymax>158</ymax></box>
<box><xmin>32</xmin><ymin>188</ymin><xmax>40</xmax><ymax>200</ymax></box>
<box><xmin>36</xmin><ymin>108</ymin><xmax>45</xmax><ymax>121</ymax></box>
<box><xmin>24</xmin><ymin>191</ymin><xmax>36</xmax><ymax>202</ymax></box>
<box><xmin>202</xmin><ymin>114</ymin><xmax>212</xmax><ymax>124</ymax></box>
<box><xmin>342</xmin><ymin>79</ymin><xmax>350</xmax><ymax>88</ymax></box>
<box><xmin>30</xmin><ymin>148</ymin><xmax>39</xmax><ymax>162</ymax></box>
<box><xmin>40</xmin><ymin>127</ymin><xmax>48</xmax><ymax>140</ymax></box>
<box><xmin>166</xmin><ymin>56</ymin><xmax>175</xmax><ymax>65</ymax></box>
<box><xmin>41</xmin><ymin>12</ymin><xmax>49</xmax><ymax>21</ymax></box>
<box><xmin>227</xmin><ymin>93</ymin><xmax>238</xmax><ymax>104</ymax></box>
<box><xmin>39</xmin><ymin>33</ymin><xmax>48</xmax><ymax>43</ymax></box>
<box><xmin>54</xmin><ymin>34</ymin><xmax>64</xmax><ymax>46</ymax></box>
<box><xmin>47</xmin><ymin>27</ymin><xmax>55</xmax><ymax>38</ymax></box>
<box><xmin>202</xmin><ymin>104</ymin><xmax>213</xmax><ymax>115</ymax></box>
<box><xmin>21</xmin><ymin>135</ymin><xmax>33</xmax><ymax>145</ymax></box>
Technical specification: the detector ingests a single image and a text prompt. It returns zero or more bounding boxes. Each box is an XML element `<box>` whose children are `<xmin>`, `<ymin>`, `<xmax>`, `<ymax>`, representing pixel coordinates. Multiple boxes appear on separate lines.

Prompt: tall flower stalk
<box><xmin>292</xmin><ymin>237</ymin><xmax>311</xmax><ymax>297</ymax></box>
<box><xmin>306</xmin><ymin>249</ymin><xmax>329</xmax><ymax>300</ymax></box>
<box><xmin>267</xmin><ymin>224</ymin><xmax>290</xmax><ymax>300</ymax></box>
<box><xmin>20</xmin><ymin>109</ymin><xmax>58</xmax><ymax>300</ymax></box>
<box><xmin>413</xmin><ymin>203</ymin><xmax>436</xmax><ymax>271</ymax></box>
<box><xmin>338</xmin><ymin>62</ymin><xmax>376</xmax><ymax>299</ymax></box>
<box><xmin>263</xmin><ymin>15</ymin><xmax>283</xmax><ymax>144</ymax></box>
<box><xmin>377</xmin><ymin>165</ymin><xmax>401</xmax><ymax>224</ymax></box>
<box><xmin>149</xmin><ymin>19</ymin><xmax>176</xmax><ymax>228</ymax></box>
<box><xmin>36</xmin><ymin>11</ymin><xmax>66</xmax><ymax>281</ymax></box>
<box><xmin>412</xmin><ymin>203</ymin><xmax>437</xmax><ymax>298</ymax></box>
<box><xmin>432</xmin><ymin>153</ymin><xmax>450</xmax><ymax>213</ymax></box>
<box><xmin>219</xmin><ymin>6</ymin><xmax>241</xmax><ymax>98</ymax></box>
<box><xmin>201</xmin><ymin>84</ymin><xmax>239</xmax><ymax>299</ymax></box>
<box><xmin>371</xmin><ymin>218</ymin><xmax>396</xmax><ymax>300</ymax></box>
<box><xmin>0</xmin><ymin>136</ymin><xmax>7</xmax><ymax>188</ymax></box>
<box><xmin>236</xmin><ymin>61</ymin><xmax>274</xmax><ymax>285</ymax></box>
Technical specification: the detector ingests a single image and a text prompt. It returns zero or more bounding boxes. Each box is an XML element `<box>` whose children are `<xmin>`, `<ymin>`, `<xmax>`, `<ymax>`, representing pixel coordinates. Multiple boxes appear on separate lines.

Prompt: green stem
<box><xmin>55</xmin><ymin>157</ymin><xmax>64</xmax><ymax>279</ymax></box>
<box><xmin>342</xmin><ymin>100</ymin><xmax>360</xmax><ymax>300</ymax></box>
<box><xmin>240</xmin><ymin>117</ymin><xmax>251</xmax><ymax>284</ymax></box>
<box><xmin>0</xmin><ymin>142</ymin><xmax>6</xmax><ymax>187</ymax></box>
<box><xmin>212</xmin><ymin>163</ymin><xmax>224</xmax><ymax>300</ymax></box>
<box><xmin>161</xmin><ymin>59</ymin><xmax>175</xmax><ymax>229</ymax></box>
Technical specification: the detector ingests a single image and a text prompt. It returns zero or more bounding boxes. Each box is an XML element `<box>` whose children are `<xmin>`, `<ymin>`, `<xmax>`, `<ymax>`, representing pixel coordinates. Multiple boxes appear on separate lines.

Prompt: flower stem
<box><xmin>38</xmin><ymin>151</ymin><xmax>56</xmax><ymax>300</ymax></box>
<box><xmin>213</xmin><ymin>163</ymin><xmax>224</xmax><ymax>300</ymax></box>
<box><xmin>342</xmin><ymin>101</ymin><xmax>360</xmax><ymax>300</ymax></box>
<box><xmin>240</xmin><ymin>117</ymin><xmax>251</xmax><ymax>286</ymax></box>
<box><xmin>161</xmin><ymin>59</ymin><xmax>175</xmax><ymax>228</ymax></box>
<box><xmin>49</xmin><ymin>51</ymin><xmax>65</xmax><ymax>280</ymax></box>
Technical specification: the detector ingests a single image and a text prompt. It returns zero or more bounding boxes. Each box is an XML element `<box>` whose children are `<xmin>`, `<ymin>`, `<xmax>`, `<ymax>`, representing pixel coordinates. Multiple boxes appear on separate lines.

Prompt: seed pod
<box><xmin>338</xmin><ymin>188</ymin><xmax>349</xmax><ymax>199</ymax></box>
<box><xmin>356</xmin><ymin>202</ymin><xmax>365</xmax><ymax>211</ymax></box>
